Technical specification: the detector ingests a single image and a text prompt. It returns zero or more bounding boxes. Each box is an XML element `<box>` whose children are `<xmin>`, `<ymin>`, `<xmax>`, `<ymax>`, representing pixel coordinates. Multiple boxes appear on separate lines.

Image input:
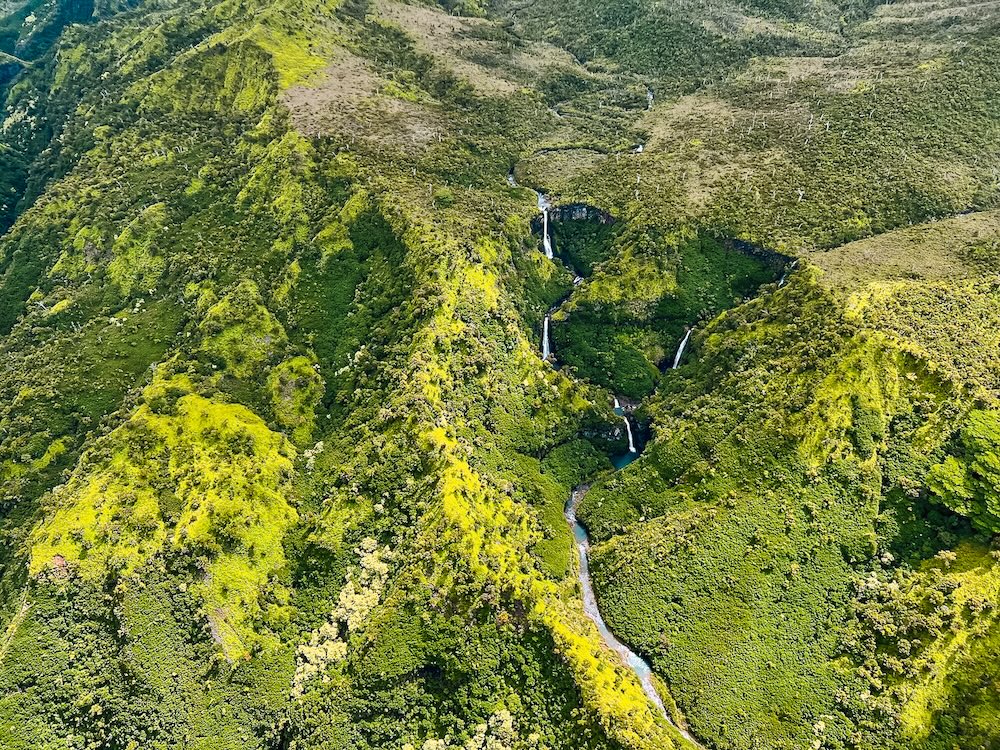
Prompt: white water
<box><xmin>778</xmin><ymin>259</ymin><xmax>799</xmax><ymax>288</ymax></box>
<box><xmin>646</xmin><ymin>87</ymin><xmax>655</xmax><ymax>110</ymax></box>
<box><xmin>507</xmin><ymin>175</ymin><xmax>555</xmax><ymax>261</ymax></box>
<box><xmin>542</xmin><ymin>208</ymin><xmax>553</xmax><ymax>259</ymax></box>
<box><xmin>623</xmin><ymin>415</ymin><xmax>636</xmax><ymax>453</ymax></box>
<box><xmin>672</xmin><ymin>328</ymin><xmax>693</xmax><ymax>369</ymax></box>
<box><xmin>512</xmin><ymin>184</ymin><xmax>702</xmax><ymax>747</ymax></box>
<box><xmin>531</xmin><ymin>190</ymin><xmax>554</xmax><ymax>259</ymax></box>
<box><xmin>612</xmin><ymin>397</ymin><xmax>636</xmax><ymax>454</ymax></box>
<box><xmin>565</xmin><ymin>488</ymin><xmax>702</xmax><ymax>747</ymax></box>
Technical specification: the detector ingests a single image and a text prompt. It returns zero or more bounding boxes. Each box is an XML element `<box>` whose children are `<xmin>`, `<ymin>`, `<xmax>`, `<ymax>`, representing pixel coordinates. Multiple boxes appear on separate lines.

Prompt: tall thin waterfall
<box><xmin>623</xmin><ymin>415</ymin><xmax>636</xmax><ymax>453</ymax></box>
<box><xmin>778</xmin><ymin>259</ymin><xmax>799</xmax><ymax>287</ymax></box>
<box><xmin>613</xmin><ymin>397</ymin><xmax>636</xmax><ymax>453</ymax></box>
<box><xmin>646</xmin><ymin>87</ymin><xmax>655</xmax><ymax>110</ymax></box>
<box><xmin>542</xmin><ymin>208</ymin><xmax>553</xmax><ymax>259</ymax></box>
<box><xmin>672</xmin><ymin>328</ymin><xmax>693</xmax><ymax>369</ymax></box>
<box><xmin>536</xmin><ymin>191</ymin><xmax>553</xmax><ymax>259</ymax></box>
<box><xmin>542</xmin><ymin>315</ymin><xmax>551</xmax><ymax>361</ymax></box>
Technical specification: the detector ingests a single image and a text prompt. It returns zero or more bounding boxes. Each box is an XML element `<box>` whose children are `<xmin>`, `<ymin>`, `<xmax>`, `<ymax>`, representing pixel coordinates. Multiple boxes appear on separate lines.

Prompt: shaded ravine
<box><xmin>512</xmin><ymin>167</ymin><xmax>802</xmax><ymax>748</ymax></box>
<box><xmin>515</xmin><ymin>167</ymin><xmax>701</xmax><ymax>740</ymax></box>
<box><xmin>566</xmin><ymin>485</ymin><xmax>703</xmax><ymax>747</ymax></box>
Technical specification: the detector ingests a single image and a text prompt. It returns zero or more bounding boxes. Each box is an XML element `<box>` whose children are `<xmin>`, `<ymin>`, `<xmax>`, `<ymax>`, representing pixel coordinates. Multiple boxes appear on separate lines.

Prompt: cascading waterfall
<box><xmin>778</xmin><ymin>259</ymin><xmax>799</xmax><ymax>287</ymax></box>
<box><xmin>536</xmin><ymin>191</ymin><xmax>554</xmax><ymax>259</ymax></box>
<box><xmin>672</xmin><ymin>328</ymin><xmax>693</xmax><ymax>369</ymax></box>
<box><xmin>612</xmin><ymin>397</ymin><xmax>637</xmax><ymax>454</ymax></box>
<box><xmin>623</xmin><ymin>415</ymin><xmax>636</xmax><ymax>453</ymax></box>
<box><xmin>517</xmin><ymin>198</ymin><xmax>703</xmax><ymax>747</ymax></box>
<box><xmin>542</xmin><ymin>208</ymin><xmax>553</xmax><ymax>259</ymax></box>
<box><xmin>509</xmin><ymin>181</ymin><xmax>555</xmax><ymax>260</ymax></box>
<box><xmin>646</xmin><ymin>87</ymin><xmax>655</xmax><ymax>110</ymax></box>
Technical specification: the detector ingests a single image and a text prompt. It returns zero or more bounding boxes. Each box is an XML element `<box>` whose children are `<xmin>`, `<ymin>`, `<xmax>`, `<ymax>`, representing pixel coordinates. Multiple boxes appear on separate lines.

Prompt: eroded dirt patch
<box><xmin>282</xmin><ymin>51</ymin><xmax>442</xmax><ymax>148</ymax></box>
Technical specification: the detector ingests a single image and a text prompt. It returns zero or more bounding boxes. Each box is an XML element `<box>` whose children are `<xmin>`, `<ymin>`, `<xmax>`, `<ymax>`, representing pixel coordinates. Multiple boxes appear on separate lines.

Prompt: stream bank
<box><xmin>566</xmin><ymin>485</ymin><xmax>702</xmax><ymax>747</ymax></box>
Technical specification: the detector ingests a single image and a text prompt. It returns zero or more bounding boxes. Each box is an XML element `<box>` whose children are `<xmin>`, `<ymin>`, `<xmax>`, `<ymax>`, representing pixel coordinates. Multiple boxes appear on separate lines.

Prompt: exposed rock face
<box><xmin>531</xmin><ymin>203</ymin><xmax>615</xmax><ymax>235</ymax></box>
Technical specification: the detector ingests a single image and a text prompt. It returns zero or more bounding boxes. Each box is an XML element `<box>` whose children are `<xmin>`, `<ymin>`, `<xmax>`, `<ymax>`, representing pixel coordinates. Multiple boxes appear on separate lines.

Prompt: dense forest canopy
<box><xmin>0</xmin><ymin>0</ymin><xmax>999</xmax><ymax>748</ymax></box>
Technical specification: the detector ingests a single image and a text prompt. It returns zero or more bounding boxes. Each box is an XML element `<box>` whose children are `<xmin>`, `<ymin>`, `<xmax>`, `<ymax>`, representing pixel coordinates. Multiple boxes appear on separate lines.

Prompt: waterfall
<box><xmin>646</xmin><ymin>87</ymin><xmax>655</xmax><ymax>110</ymax></box>
<box><xmin>612</xmin><ymin>396</ymin><xmax>635</xmax><ymax>453</ymax></box>
<box><xmin>534</xmin><ymin>191</ymin><xmax>554</xmax><ymax>259</ymax></box>
<box><xmin>542</xmin><ymin>315</ymin><xmax>551</xmax><ymax>361</ymax></box>
<box><xmin>623</xmin><ymin>415</ymin><xmax>636</xmax><ymax>453</ymax></box>
<box><xmin>672</xmin><ymin>328</ymin><xmax>693</xmax><ymax>369</ymax></box>
<box><xmin>506</xmin><ymin>170</ymin><xmax>518</xmax><ymax>188</ymax></box>
<box><xmin>778</xmin><ymin>259</ymin><xmax>799</xmax><ymax>287</ymax></box>
<box><xmin>542</xmin><ymin>208</ymin><xmax>553</xmax><ymax>259</ymax></box>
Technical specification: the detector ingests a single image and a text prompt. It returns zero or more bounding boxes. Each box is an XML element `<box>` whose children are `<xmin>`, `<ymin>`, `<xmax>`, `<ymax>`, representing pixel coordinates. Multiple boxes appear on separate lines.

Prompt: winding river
<box><xmin>566</xmin><ymin>486</ymin><xmax>702</xmax><ymax>746</ymax></box>
<box><xmin>512</xmin><ymin>164</ymin><xmax>703</xmax><ymax>743</ymax></box>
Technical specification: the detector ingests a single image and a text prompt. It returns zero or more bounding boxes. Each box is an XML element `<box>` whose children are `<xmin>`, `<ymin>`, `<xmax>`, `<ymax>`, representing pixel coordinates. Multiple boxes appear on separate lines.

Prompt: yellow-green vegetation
<box><xmin>269</xmin><ymin>354</ymin><xmax>324</xmax><ymax>445</ymax></box>
<box><xmin>1</xmin><ymin>0</ymin><xmax>999</xmax><ymax>748</ymax></box>
<box><xmin>928</xmin><ymin>411</ymin><xmax>1000</xmax><ymax>533</ymax></box>
<box><xmin>896</xmin><ymin>545</ymin><xmax>1000</xmax><ymax>740</ymax></box>
<box><xmin>31</xmin><ymin>375</ymin><xmax>298</xmax><ymax>658</ymax></box>
<box><xmin>200</xmin><ymin>280</ymin><xmax>289</xmax><ymax>378</ymax></box>
<box><xmin>107</xmin><ymin>202</ymin><xmax>169</xmax><ymax>296</ymax></box>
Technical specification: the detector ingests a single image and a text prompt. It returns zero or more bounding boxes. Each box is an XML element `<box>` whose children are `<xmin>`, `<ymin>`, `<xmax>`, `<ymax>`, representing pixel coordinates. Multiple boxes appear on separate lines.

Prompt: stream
<box><xmin>512</xmin><ymin>165</ymin><xmax>706</xmax><ymax>743</ymax></box>
<box><xmin>509</xmin><ymin>168</ymin><xmax>802</xmax><ymax>747</ymax></box>
<box><xmin>566</xmin><ymin>485</ymin><xmax>701</xmax><ymax>746</ymax></box>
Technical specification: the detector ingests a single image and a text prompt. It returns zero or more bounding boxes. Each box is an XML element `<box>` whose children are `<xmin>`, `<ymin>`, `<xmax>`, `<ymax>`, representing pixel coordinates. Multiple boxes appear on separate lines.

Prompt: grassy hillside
<box><xmin>0</xmin><ymin>0</ymin><xmax>997</xmax><ymax>748</ymax></box>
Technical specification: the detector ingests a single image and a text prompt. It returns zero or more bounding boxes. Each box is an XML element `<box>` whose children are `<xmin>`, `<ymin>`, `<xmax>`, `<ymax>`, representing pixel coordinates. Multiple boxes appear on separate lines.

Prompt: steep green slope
<box><xmin>0</xmin><ymin>0</ymin><xmax>697</xmax><ymax>747</ymax></box>
<box><xmin>0</xmin><ymin>0</ymin><xmax>998</xmax><ymax>748</ymax></box>
<box><xmin>581</xmin><ymin>214</ymin><xmax>1000</xmax><ymax>749</ymax></box>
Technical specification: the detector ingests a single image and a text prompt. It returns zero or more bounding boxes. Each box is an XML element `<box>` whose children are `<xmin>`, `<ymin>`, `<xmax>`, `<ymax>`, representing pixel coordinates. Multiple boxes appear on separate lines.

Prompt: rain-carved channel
<box><xmin>513</xmin><ymin>167</ymin><xmax>706</xmax><ymax>742</ymax></box>
<box><xmin>512</xmin><ymin>166</ymin><xmax>794</xmax><ymax>745</ymax></box>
